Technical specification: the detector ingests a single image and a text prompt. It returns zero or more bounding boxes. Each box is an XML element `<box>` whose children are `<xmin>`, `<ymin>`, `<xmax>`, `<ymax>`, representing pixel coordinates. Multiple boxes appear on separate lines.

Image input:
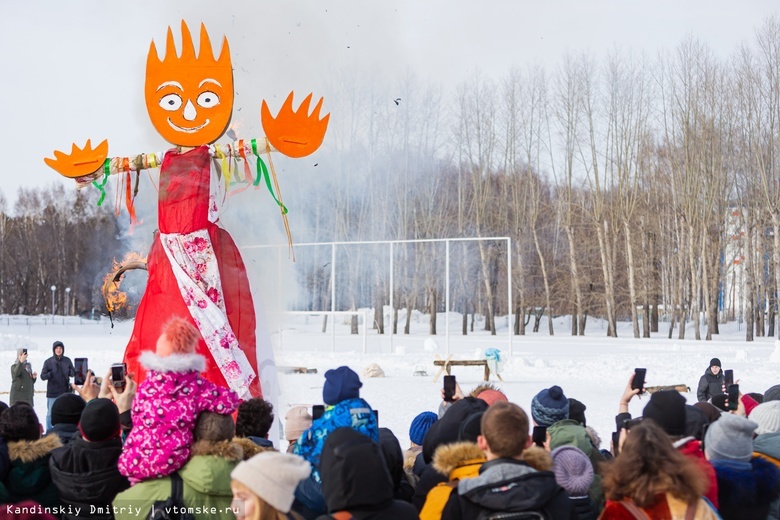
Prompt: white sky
<box><xmin>1</xmin><ymin>0</ymin><xmax>779</xmax><ymax>207</ymax></box>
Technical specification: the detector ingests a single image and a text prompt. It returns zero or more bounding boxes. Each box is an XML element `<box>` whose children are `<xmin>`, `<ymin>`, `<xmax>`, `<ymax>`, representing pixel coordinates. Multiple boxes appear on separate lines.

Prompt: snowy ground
<box><xmin>1</xmin><ymin>312</ymin><xmax>778</xmax><ymax>452</ymax></box>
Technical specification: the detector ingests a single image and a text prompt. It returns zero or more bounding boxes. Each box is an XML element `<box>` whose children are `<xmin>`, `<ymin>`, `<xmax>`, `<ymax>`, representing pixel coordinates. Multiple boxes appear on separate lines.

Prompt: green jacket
<box><xmin>0</xmin><ymin>434</ymin><xmax>62</xmax><ymax>507</ymax></box>
<box><xmin>10</xmin><ymin>361</ymin><xmax>36</xmax><ymax>405</ymax></box>
<box><xmin>548</xmin><ymin>419</ymin><xmax>605</xmax><ymax>509</ymax></box>
<box><xmin>113</xmin><ymin>438</ymin><xmax>266</xmax><ymax>520</ymax></box>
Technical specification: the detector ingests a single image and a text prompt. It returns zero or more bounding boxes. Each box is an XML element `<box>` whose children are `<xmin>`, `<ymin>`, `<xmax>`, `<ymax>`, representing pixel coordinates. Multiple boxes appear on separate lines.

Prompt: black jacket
<box><xmin>40</xmin><ymin>351</ymin><xmax>75</xmax><ymax>398</ymax></box>
<box><xmin>49</xmin><ymin>433</ymin><xmax>130</xmax><ymax>520</ymax></box>
<box><xmin>45</xmin><ymin>423</ymin><xmax>79</xmax><ymax>446</ymax></box>
<box><xmin>696</xmin><ymin>368</ymin><xmax>724</xmax><ymax>402</ymax></box>
<box><xmin>441</xmin><ymin>458</ymin><xmax>577</xmax><ymax>520</ymax></box>
<box><xmin>570</xmin><ymin>496</ymin><xmax>598</xmax><ymax>520</ymax></box>
<box><xmin>413</xmin><ymin>397</ymin><xmax>489</xmax><ymax>510</ymax></box>
<box><xmin>378</xmin><ymin>428</ymin><xmax>414</xmax><ymax>503</ymax></box>
<box><xmin>316</xmin><ymin>428</ymin><xmax>417</xmax><ymax>520</ymax></box>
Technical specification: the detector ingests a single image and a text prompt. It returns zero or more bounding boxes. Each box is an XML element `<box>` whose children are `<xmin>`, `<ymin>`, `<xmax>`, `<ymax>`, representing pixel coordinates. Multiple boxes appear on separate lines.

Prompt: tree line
<box><xmin>6</xmin><ymin>18</ymin><xmax>780</xmax><ymax>342</ymax></box>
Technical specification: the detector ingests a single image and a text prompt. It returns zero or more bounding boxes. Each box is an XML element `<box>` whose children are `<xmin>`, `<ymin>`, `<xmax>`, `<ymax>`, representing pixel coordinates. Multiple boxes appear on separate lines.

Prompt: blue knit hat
<box><xmin>531</xmin><ymin>385</ymin><xmax>569</xmax><ymax>427</ymax></box>
<box><xmin>323</xmin><ymin>366</ymin><xmax>362</xmax><ymax>405</ymax></box>
<box><xmin>408</xmin><ymin>411</ymin><xmax>438</xmax><ymax>445</ymax></box>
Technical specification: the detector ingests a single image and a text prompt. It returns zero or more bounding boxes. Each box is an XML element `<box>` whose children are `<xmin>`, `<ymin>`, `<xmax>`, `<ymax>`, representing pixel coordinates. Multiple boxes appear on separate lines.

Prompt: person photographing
<box><xmin>40</xmin><ymin>340</ymin><xmax>75</xmax><ymax>431</ymax></box>
<box><xmin>10</xmin><ymin>348</ymin><xmax>37</xmax><ymax>405</ymax></box>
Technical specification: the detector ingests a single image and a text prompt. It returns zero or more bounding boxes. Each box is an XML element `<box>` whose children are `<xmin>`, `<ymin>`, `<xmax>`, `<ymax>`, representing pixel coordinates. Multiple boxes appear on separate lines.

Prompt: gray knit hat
<box><xmin>551</xmin><ymin>445</ymin><xmax>594</xmax><ymax>497</ymax></box>
<box><xmin>764</xmin><ymin>384</ymin><xmax>780</xmax><ymax>402</ymax></box>
<box><xmin>231</xmin><ymin>452</ymin><xmax>310</xmax><ymax>513</ymax></box>
<box><xmin>704</xmin><ymin>412</ymin><xmax>757</xmax><ymax>462</ymax></box>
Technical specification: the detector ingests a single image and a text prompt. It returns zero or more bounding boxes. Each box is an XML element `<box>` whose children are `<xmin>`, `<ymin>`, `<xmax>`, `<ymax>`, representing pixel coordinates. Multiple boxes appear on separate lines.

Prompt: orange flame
<box><xmin>102</xmin><ymin>252</ymin><xmax>147</xmax><ymax>314</ymax></box>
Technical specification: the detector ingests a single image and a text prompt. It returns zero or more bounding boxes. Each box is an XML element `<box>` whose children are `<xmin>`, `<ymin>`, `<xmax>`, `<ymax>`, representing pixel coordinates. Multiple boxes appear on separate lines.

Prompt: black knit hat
<box><xmin>79</xmin><ymin>398</ymin><xmax>120</xmax><ymax>442</ymax></box>
<box><xmin>0</xmin><ymin>402</ymin><xmax>40</xmax><ymax>442</ymax></box>
<box><xmin>51</xmin><ymin>394</ymin><xmax>86</xmax><ymax>426</ymax></box>
<box><xmin>709</xmin><ymin>358</ymin><xmax>721</xmax><ymax>368</ymax></box>
<box><xmin>568</xmin><ymin>398</ymin><xmax>587</xmax><ymax>427</ymax></box>
<box><xmin>642</xmin><ymin>390</ymin><xmax>687</xmax><ymax>436</ymax></box>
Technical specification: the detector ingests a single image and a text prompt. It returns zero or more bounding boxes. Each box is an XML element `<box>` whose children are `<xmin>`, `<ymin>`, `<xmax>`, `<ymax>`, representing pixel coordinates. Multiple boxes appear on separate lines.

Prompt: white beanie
<box><xmin>231</xmin><ymin>452</ymin><xmax>310</xmax><ymax>513</ymax></box>
<box><xmin>749</xmin><ymin>401</ymin><xmax>780</xmax><ymax>435</ymax></box>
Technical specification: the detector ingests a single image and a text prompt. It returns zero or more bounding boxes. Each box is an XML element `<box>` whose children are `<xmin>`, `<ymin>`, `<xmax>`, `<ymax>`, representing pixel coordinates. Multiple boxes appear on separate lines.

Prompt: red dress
<box><xmin>123</xmin><ymin>146</ymin><xmax>261</xmax><ymax>398</ymax></box>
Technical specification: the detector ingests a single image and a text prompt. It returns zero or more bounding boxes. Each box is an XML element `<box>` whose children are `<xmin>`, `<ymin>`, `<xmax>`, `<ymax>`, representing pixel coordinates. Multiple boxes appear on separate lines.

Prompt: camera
<box><xmin>111</xmin><ymin>363</ymin><xmax>127</xmax><ymax>389</ymax></box>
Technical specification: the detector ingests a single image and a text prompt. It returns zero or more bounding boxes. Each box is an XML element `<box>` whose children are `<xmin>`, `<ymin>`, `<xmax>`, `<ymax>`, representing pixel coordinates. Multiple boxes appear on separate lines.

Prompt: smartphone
<box><xmin>532</xmin><ymin>426</ymin><xmax>547</xmax><ymax>448</ymax></box>
<box><xmin>443</xmin><ymin>375</ymin><xmax>457</xmax><ymax>402</ymax></box>
<box><xmin>312</xmin><ymin>404</ymin><xmax>325</xmax><ymax>420</ymax></box>
<box><xmin>632</xmin><ymin>368</ymin><xmax>647</xmax><ymax>394</ymax></box>
<box><xmin>728</xmin><ymin>384</ymin><xmax>740</xmax><ymax>411</ymax></box>
<box><xmin>21</xmin><ymin>348</ymin><xmax>27</xmax><ymax>355</ymax></box>
<box><xmin>374</xmin><ymin>409</ymin><xmax>379</xmax><ymax>425</ymax></box>
<box><xmin>74</xmin><ymin>358</ymin><xmax>88</xmax><ymax>386</ymax></box>
<box><xmin>623</xmin><ymin>417</ymin><xmax>644</xmax><ymax>431</ymax></box>
<box><xmin>724</xmin><ymin>369</ymin><xmax>734</xmax><ymax>387</ymax></box>
<box><xmin>111</xmin><ymin>363</ymin><xmax>127</xmax><ymax>389</ymax></box>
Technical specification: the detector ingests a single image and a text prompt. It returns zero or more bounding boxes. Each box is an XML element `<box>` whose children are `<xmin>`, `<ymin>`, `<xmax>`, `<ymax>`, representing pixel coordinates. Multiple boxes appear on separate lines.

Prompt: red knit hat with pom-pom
<box><xmin>156</xmin><ymin>318</ymin><xmax>199</xmax><ymax>357</ymax></box>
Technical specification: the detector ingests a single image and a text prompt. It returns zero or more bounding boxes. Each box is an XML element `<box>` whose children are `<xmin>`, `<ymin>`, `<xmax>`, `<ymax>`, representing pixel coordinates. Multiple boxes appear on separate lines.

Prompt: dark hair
<box><xmin>481</xmin><ymin>401</ymin><xmax>529</xmax><ymax>458</ymax></box>
<box><xmin>0</xmin><ymin>402</ymin><xmax>41</xmax><ymax>442</ymax></box>
<box><xmin>602</xmin><ymin>420</ymin><xmax>707</xmax><ymax>508</ymax></box>
<box><xmin>236</xmin><ymin>398</ymin><xmax>274</xmax><ymax>438</ymax></box>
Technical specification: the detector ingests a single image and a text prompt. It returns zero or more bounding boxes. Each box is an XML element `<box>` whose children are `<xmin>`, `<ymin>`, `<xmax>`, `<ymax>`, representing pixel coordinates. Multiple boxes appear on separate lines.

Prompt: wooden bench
<box><xmin>433</xmin><ymin>355</ymin><xmax>503</xmax><ymax>383</ymax></box>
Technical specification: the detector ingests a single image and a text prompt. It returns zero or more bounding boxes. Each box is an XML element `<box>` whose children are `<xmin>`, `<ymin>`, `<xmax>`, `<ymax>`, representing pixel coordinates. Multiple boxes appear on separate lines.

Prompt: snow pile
<box><xmin>770</xmin><ymin>340</ymin><xmax>780</xmax><ymax>363</ymax></box>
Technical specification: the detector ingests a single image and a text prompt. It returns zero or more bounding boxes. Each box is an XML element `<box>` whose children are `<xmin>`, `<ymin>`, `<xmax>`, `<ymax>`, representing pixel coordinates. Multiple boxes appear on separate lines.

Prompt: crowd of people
<box><xmin>2</xmin><ymin>330</ymin><xmax>780</xmax><ymax>519</ymax></box>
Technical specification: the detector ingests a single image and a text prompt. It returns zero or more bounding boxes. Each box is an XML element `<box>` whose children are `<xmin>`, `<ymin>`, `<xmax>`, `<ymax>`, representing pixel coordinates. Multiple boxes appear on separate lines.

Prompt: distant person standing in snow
<box><xmin>39</xmin><ymin>340</ymin><xmax>75</xmax><ymax>431</ymax></box>
<box><xmin>10</xmin><ymin>349</ymin><xmax>36</xmax><ymax>405</ymax></box>
<box><xmin>697</xmin><ymin>358</ymin><xmax>725</xmax><ymax>402</ymax></box>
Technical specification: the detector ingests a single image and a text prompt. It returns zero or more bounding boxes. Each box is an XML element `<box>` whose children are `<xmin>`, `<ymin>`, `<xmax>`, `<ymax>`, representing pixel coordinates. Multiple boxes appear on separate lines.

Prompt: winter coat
<box><xmin>294</xmin><ymin>397</ymin><xmax>378</xmax><ymax>482</ymax></box>
<box><xmin>315</xmin><ymin>428</ymin><xmax>417</xmax><ymax>520</ymax></box>
<box><xmin>10</xmin><ymin>360</ymin><xmax>36</xmax><ymax>405</ymax></box>
<box><xmin>675</xmin><ymin>437</ymin><xmax>719</xmax><ymax>509</ymax></box>
<box><xmin>45</xmin><ymin>423</ymin><xmax>79</xmax><ymax>447</ymax></box>
<box><xmin>40</xmin><ymin>350</ymin><xmax>75</xmax><ymax>398</ymax></box>
<box><xmin>0</xmin><ymin>434</ymin><xmax>62</xmax><ymax>507</ymax></box>
<box><xmin>548</xmin><ymin>419</ymin><xmax>605</xmax><ymax>510</ymax></box>
<box><xmin>49</xmin><ymin>432</ymin><xmax>130</xmax><ymax>519</ymax></box>
<box><xmin>440</xmin><ymin>457</ymin><xmax>577</xmax><ymax>520</ymax></box>
<box><xmin>378</xmin><ymin>428</ymin><xmax>415</xmax><ymax>503</ymax></box>
<box><xmin>419</xmin><ymin>442</ymin><xmax>486</xmax><ymax>520</ymax></box>
<box><xmin>117</xmin><ymin>351</ymin><xmax>240</xmax><ymax>484</ymax></box>
<box><xmin>712</xmin><ymin>456</ymin><xmax>780</xmax><ymax>520</ymax></box>
<box><xmin>569</xmin><ymin>495</ymin><xmax>598</xmax><ymax>520</ymax></box>
<box><xmin>413</xmin><ymin>397</ymin><xmax>489</xmax><ymax>511</ymax></box>
<box><xmin>114</xmin><ymin>438</ymin><xmax>264</xmax><ymax>520</ymax></box>
<box><xmin>696</xmin><ymin>367</ymin><xmax>724</xmax><ymax>402</ymax></box>
<box><xmin>755</xmin><ymin>432</ymin><xmax>780</xmax><ymax>520</ymax></box>
<box><xmin>599</xmin><ymin>493</ymin><xmax>720</xmax><ymax>519</ymax></box>
<box><xmin>0</xmin><ymin>437</ymin><xmax>9</xmax><ymax>481</ymax></box>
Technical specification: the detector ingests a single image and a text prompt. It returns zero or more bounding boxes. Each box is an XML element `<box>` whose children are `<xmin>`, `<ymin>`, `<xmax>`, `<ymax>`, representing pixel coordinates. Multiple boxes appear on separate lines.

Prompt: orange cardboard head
<box><xmin>145</xmin><ymin>21</ymin><xmax>233</xmax><ymax>146</ymax></box>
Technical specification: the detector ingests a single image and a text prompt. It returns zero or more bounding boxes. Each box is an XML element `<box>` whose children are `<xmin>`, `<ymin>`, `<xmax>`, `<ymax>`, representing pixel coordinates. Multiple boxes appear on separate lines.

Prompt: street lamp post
<box><xmin>50</xmin><ymin>285</ymin><xmax>56</xmax><ymax>321</ymax></box>
<box><xmin>65</xmin><ymin>287</ymin><xmax>71</xmax><ymax>316</ymax></box>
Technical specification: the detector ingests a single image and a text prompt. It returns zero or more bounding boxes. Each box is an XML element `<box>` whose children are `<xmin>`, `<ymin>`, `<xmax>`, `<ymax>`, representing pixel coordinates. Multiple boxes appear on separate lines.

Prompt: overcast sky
<box><xmin>1</xmin><ymin>0</ymin><xmax>779</xmax><ymax>208</ymax></box>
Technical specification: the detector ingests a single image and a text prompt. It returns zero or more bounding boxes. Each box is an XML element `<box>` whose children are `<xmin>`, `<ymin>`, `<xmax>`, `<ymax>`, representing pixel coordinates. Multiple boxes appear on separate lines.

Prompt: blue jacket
<box><xmin>294</xmin><ymin>397</ymin><xmax>378</xmax><ymax>482</ymax></box>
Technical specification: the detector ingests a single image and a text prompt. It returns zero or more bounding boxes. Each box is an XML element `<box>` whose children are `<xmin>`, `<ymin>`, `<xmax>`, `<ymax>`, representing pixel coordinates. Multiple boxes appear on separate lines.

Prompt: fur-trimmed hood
<box><xmin>522</xmin><ymin>445</ymin><xmax>553</xmax><ymax>471</ymax></box>
<box><xmin>190</xmin><ymin>437</ymin><xmax>274</xmax><ymax>462</ymax></box>
<box><xmin>432</xmin><ymin>441</ymin><xmax>486</xmax><ymax>477</ymax></box>
<box><xmin>8</xmin><ymin>434</ymin><xmax>61</xmax><ymax>463</ymax></box>
<box><xmin>139</xmin><ymin>351</ymin><xmax>205</xmax><ymax>373</ymax></box>
<box><xmin>232</xmin><ymin>437</ymin><xmax>274</xmax><ymax>460</ymax></box>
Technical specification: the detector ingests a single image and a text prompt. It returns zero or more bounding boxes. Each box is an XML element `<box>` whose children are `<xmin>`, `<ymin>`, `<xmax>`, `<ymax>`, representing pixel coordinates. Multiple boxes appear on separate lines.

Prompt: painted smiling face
<box><xmin>145</xmin><ymin>21</ymin><xmax>233</xmax><ymax>146</ymax></box>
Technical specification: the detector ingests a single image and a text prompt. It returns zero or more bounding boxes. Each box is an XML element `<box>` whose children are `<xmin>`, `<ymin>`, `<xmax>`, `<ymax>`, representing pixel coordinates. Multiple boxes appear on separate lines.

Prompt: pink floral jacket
<box><xmin>117</xmin><ymin>351</ymin><xmax>240</xmax><ymax>484</ymax></box>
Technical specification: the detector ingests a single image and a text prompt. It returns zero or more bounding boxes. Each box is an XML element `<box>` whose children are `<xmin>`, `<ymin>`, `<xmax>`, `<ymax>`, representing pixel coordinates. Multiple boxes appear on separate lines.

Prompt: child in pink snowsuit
<box><xmin>118</xmin><ymin>318</ymin><xmax>241</xmax><ymax>484</ymax></box>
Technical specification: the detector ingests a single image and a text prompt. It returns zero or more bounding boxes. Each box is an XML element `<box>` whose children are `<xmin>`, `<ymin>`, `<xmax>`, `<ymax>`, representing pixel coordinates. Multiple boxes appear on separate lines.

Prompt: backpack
<box><xmin>148</xmin><ymin>472</ymin><xmax>194</xmax><ymax>520</ymax></box>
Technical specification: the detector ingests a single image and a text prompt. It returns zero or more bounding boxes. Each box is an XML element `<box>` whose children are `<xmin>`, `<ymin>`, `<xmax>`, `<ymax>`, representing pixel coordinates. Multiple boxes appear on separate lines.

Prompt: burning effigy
<box><xmin>45</xmin><ymin>21</ymin><xmax>329</xmax><ymax>398</ymax></box>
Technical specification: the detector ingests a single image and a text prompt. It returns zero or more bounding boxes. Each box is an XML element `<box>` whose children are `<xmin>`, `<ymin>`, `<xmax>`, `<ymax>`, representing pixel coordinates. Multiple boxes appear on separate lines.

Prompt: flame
<box><xmin>147</xmin><ymin>21</ymin><xmax>230</xmax><ymax>69</ymax></box>
<box><xmin>102</xmin><ymin>252</ymin><xmax>147</xmax><ymax>314</ymax></box>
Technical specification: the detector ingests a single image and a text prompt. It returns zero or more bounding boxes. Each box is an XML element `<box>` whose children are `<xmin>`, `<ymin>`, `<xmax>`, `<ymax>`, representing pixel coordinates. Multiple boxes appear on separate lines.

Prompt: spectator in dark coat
<box><xmin>378</xmin><ymin>428</ymin><xmax>415</xmax><ymax>503</ymax></box>
<box><xmin>441</xmin><ymin>402</ymin><xmax>576</xmax><ymax>520</ymax></box>
<box><xmin>0</xmin><ymin>400</ymin><xmax>9</xmax><ymax>481</ymax></box>
<box><xmin>704</xmin><ymin>412</ymin><xmax>780</xmax><ymax>520</ymax></box>
<box><xmin>696</xmin><ymin>358</ymin><xmax>724</xmax><ymax>402</ymax></box>
<box><xmin>45</xmin><ymin>394</ymin><xmax>85</xmax><ymax>446</ymax></box>
<box><xmin>49</xmin><ymin>398</ymin><xmax>129</xmax><ymax>520</ymax></box>
<box><xmin>551</xmin><ymin>446</ymin><xmax>598</xmax><ymax>520</ymax></box>
<box><xmin>316</xmin><ymin>427</ymin><xmax>417</xmax><ymax>519</ymax></box>
<box><xmin>235</xmin><ymin>397</ymin><xmax>275</xmax><ymax>449</ymax></box>
<box><xmin>39</xmin><ymin>341</ymin><xmax>75</xmax><ymax>431</ymax></box>
<box><xmin>10</xmin><ymin>349</ymin><xmax>36</xmax><ymax>405</ymax></box>
<box><xmin>0</xmin><ymin>402</ymin><xmax>62</xmax><ymax>507</ymax></box>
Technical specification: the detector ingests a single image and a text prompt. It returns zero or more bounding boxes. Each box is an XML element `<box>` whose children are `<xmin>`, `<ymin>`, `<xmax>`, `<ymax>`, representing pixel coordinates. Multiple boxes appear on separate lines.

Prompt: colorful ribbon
<box><xmin>252</xmin><ymin>138</ymin><xmax>287</xmax><ymax>214</ymax></box>
<box><xmin>92</xmin><ymin>159</ymin><xmax>111</xmax><ymax>206</ymax></box>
